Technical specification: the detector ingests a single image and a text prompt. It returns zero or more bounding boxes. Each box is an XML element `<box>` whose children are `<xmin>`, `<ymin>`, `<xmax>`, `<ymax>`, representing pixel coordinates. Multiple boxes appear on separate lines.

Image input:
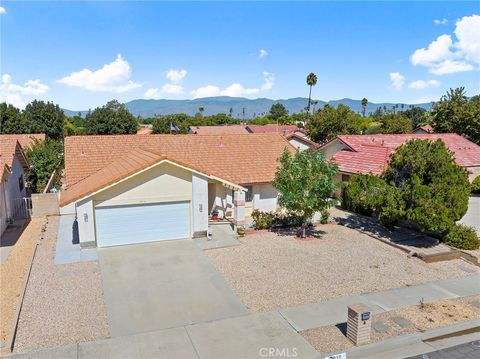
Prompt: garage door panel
<box><xmin>95</xmin><ymin>201</ymin><xmax>190</xmax><ymax>247</ymax></box>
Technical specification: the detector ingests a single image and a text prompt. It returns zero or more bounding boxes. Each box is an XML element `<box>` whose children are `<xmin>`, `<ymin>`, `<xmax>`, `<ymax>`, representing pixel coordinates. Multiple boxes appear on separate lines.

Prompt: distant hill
<box><xmin>64</xmin><ymin>96</ymin><xmax>432</xmax><ymax>118</ymax></box>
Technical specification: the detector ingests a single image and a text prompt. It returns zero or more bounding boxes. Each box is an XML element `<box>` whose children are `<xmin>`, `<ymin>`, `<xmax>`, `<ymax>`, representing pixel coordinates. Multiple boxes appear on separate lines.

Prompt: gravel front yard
<box><xmin>13</xmin><ymin>216</ymin><xmax>110</xmax><ymax>353</ymax></box>
<box><xmin>0</xmin><ymin>218</ymin><xmax>43</xmax><ymax>350</ymax></box>
<box><xmin>205</xmin><ymin>224</ymin><xmax>480</xmax><ymax>312</ymax></box>
<box><xmin>301</xmin><ymin>295</ymin><xmax>480</xmax><ymax>355</ymax></box>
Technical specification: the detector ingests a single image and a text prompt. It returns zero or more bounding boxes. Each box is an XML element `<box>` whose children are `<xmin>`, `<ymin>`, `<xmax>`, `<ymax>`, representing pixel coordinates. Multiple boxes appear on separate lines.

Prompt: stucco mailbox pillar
<box><xmin>347</xmin><ymin>303</ymin><xmax>372</xmax><ymax>345</ymax></box>
<box><xmin>233</xmin><ymin>190</ymin><xmax>245</xmax><ymax>226</ymax></box>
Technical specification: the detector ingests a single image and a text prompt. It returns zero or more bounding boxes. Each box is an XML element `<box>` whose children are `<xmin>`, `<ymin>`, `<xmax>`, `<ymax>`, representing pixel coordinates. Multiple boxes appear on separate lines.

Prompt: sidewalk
<box><xmin>279</xmin><ymin>274</ymin><xmax>480</xmax><ymax>331</ymax></box>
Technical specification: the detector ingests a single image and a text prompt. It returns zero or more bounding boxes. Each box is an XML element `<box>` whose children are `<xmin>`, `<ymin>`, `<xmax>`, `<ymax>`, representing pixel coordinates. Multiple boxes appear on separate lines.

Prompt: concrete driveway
<box><xmin>98</xmin><ymin>239</ymin><xmax>248</xmax><ymax>337</ymax></box>
<box><xmin>460</xmin><ymin>196</ymin><xmax>480</xmax><ymax>233</ymax></box>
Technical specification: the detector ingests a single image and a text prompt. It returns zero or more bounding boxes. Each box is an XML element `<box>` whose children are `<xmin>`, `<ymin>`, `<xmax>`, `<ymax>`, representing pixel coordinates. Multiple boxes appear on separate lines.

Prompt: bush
<box><xmin>342</xmin><ymin>174</ymin><xmax>387</xmax><ymax>216</ymax></box>
<box><xmin>471</xmin><ymin>176</ymin><xmax>480</xmax><ymax>194</ymax></box>
<box><xmin>251</xmin><ymin>210</ymin><xmax>274</xmax><ymax>230</ymax></box>
<box><xmin>443</xmin><ymin>224</ymin><xmax>480</xmax><ymax>250</ymax></box>
<box><xmin>25</xmin><ymin>139</ymin><xmax>63</xmax><ymax>193</ymax></box>
<box><xmin>320</xmin><ymin>209</ymin><xmax>329</xmax><ymax>224</ymax></box>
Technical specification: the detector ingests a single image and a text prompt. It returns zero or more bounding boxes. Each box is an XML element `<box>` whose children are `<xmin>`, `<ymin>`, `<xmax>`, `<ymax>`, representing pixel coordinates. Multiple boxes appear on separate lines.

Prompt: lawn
<box><xmin>205</xmin><ymin>224</ymin><xmax>479</xmax><ymax>313</ymax></box>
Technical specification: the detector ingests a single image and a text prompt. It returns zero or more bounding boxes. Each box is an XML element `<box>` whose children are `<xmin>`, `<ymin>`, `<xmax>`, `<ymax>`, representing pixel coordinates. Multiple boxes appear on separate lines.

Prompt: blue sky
<box><xmin>1</xmin><ymin>1</ymin><xmax>479</xmax><ymax>110</ymax></box>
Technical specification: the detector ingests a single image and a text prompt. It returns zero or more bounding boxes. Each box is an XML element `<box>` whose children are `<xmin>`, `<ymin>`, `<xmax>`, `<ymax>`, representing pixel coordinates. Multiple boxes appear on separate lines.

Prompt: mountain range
<box><xmin>64</xmin><ymin>97</ymin><xmax>432</xmax><ymax>118</ymax></box>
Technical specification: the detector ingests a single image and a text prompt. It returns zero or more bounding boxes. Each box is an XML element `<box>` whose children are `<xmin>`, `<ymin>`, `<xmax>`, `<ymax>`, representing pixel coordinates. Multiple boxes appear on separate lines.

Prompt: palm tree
<box><xmin>306</xmin><ymin>73</ymin><xmax>317</xmax><ymax>114</ymax></box>
<box><xmin>198</xmin><ymin>106</ymin><xmax>205</xmax><ymax>116</ymax></box>
<box><xmin>361</xmin><ymin>98</ymin><xmax>368</xmax><ymax>117</ymax></box>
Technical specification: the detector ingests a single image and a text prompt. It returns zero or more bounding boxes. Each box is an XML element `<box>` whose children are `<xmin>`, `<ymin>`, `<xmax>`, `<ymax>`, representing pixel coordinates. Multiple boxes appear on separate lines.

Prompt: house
<box><xmin>0</xmin><ymin>137</ymin><xmax>30</xmax><ymax>236</ymax></box>
<box><xmin>59</xmin><ymin>133</ymin><xmax>295</xmax><ymax>248</ymax></box>
<box><xmin>189</xmin><ymin>124</ymin><xmax>317</xmax><ymax>150</ymax></box>
<box><xmin>318</xmin><ymin>133</ymin><xmax>480</xmax><ymax>183</ymax></box>
<box><xmin>0</xmin><ymin>133</ymin><xmax>46</xmax><ymax>149</ymax></box>
<box><xmin>413</xmin><ymin>125</ymin><xmax>434</xmax><ymax>134</ymax></box>
<box><xmin>188</xmin><ymin>125</ymin><xmax>248</xmax><ymax>135</ymax></box>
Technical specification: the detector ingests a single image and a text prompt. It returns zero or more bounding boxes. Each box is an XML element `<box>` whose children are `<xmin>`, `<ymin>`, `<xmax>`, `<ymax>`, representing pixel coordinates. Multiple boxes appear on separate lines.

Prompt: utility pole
<box><xmin>242</xmin><ymin>107</ymin><xmax>245</xmax><ymax>123</ymax></box>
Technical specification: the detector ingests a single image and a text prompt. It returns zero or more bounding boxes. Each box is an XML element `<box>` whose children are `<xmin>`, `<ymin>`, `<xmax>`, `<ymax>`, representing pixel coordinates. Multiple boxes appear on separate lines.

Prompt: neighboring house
<box><xmin>318</xmin><ymin>133</ymin><xmax>480</xmax><ymax>183</ymax></box>
<box><xmin>59</xmin><ymin>133</ymin><xmax>295</xmax><ymax>247</ymax></box>
<box><xmin>413</xmin><ymin>125</ymin><xmax>434</xmax><ymax>134</ymax></box>
<box><xmin>188</xmin><ymin>124</ymin><xmax>316</xmax><ymax>150</ymax></box>
<box><xmin>0</xmin><ymin>133</ymin><xmax>46</xmax><ymax>149</ymax></box>
<box><xmin>0</xmin><ymin>138</ymin><xmax>30</xmax><ymax>236</ymax></box>
<box><xmin>188</xmin><ymin>125</ymin><xmax>248</xmax><ymax>135</ymax></box>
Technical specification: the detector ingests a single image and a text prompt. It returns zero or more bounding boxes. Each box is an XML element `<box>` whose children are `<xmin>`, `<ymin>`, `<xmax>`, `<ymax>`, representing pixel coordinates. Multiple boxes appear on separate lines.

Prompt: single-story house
<box><xmin>59</xmin><ymin>133</ymin><xmax>295</xmax><ymax>247</ymax></box>
<box><xmin>0</xmin><ymin>133</ymin><xmax>46</xmax><ymax>149</ymax></box>
<box><xmin>318</xmin><ymin>133</ymin><xmax>480</xmax><ymax>183</ymax></box>
<box><xmin>188</xmin><ymin>124</ymin><xmax>317</xmax><ymax>150</ymax></box>
<box><xmin>413</xmin><ymin>125</ymin><xmax>434</xmax><ymax>134</ymax></box>
<box><xmin>0</xmin><ymin>137</ymin><xmax>30</xmax><ymax>236</ymax></box>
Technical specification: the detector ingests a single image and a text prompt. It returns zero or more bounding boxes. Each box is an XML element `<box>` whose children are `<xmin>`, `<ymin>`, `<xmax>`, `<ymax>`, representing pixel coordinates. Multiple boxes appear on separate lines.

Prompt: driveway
<box><xmin>460</xmin><ymin>196</ymin><xmax>480</xmax><ymax>233</ymax></box>
<box><xmin>98</xmin><ymin>239</ymin><xmax>248</xmax><ymax>337</ymax></box>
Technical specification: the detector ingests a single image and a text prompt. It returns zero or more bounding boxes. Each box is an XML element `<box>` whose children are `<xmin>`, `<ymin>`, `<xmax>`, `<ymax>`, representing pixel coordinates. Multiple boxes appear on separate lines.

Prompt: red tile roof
<box><xmin>62</xmin><ymin>133</ymin><xmax>295</xmax><ymax>204</ymax></box>
<box><xmin>189</xmin><ymin>125</ymin><xmax>249</xmax><ymax>135</ymax></box>
<box><xmin>413</xmin><ymin>125</ymin><xmax>434</xmax><ymax>133</ymax></box>
<box><xmin>246</xmin><ymin>124</ymin><xmax>301</xmax><ymax>134</ymax></box>
<box><xmin>0</xmin><ymin>133</ymin><xmax>45</xmax><ymax>150</ymax></box>
<box><xmin>0</xmin><ymin>138</ymin><xmax>28</xmax><ymax>182</ymax></box>
<box><xmin>322</xmin><ymin>133</ymin><xmax>480</xmax><ymax>175</ymax></box>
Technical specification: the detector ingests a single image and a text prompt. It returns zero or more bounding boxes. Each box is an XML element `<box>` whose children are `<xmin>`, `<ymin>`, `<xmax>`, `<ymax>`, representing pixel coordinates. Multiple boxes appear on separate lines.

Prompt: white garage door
<box><xmin>95</xmin><ymin>201</ymin><xmax>190</xmax><ymax>247</ymax></box>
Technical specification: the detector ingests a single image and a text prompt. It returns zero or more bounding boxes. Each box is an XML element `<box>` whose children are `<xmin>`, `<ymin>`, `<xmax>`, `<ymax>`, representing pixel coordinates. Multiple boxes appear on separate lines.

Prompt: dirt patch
<box><xmin>301</xmin><ymin>295</ymin><xmax>480</xmax><ymax>355</ymax></box>
<box><xmin>206</xmin><ymin>226</ymin><xmax>479</xmax><ymax>312</ymax></box>
<box><xmin>12</xmin><ymin>216</ymin><xmax>110</xmax><ymax>353</ymax></box>
<box><xmin>0</xmin><ymin>218</ymin><xmax>44</xmax><ymax>350</ymax></box>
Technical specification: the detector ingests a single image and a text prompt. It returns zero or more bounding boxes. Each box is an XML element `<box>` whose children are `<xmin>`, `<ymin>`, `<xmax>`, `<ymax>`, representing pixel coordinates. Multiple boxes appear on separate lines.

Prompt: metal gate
<box><xmin>11</xmin><ymin>197</ymin><xmax>32</xmax><ymax>220</ymax></box>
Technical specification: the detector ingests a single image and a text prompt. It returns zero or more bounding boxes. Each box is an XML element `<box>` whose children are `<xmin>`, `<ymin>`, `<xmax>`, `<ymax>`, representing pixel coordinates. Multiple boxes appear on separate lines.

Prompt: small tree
<box><xmin>379</xmin><ymin>113</ymin><xmax>412</xmax><ymax>134</ymax></box>
<box><xmin>23</xmin><ymin>100</ymin><xmax>65</xmax><ymax>139</ymax></box>
<box><xmin>269</xmin><ymin>103</ymin><xmax>288</xmax><ymax>122</ymax></box>
<box><xmin>25</xmin><ymin>139</ymin><xmax>63</xmax><ymax>193</ymax></box>
<box><xmin>383</xmin><ymin>139</ymin><xmax>470</xmax><ymax>233</ymax></box>
<box><xmin>0</xmin><ymin>102</ymin><xmax>28</xmax><ymax>134</ymax></box>
<box><xmin>85</xmin><ymin>100</ymin><xmax>138</xmax><ymax>135</ymax></box>
<box><xmin>273</xmin><ymin>149</ymin><xmax>337</xmax><ymax>237</ymax></box>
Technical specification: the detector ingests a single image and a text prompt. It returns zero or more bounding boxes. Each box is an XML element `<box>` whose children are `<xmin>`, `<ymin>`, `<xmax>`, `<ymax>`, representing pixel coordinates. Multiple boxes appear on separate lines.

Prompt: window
<box><xmin>245</xmin><ymin>186</ymin><xmax>253</xmax><ymax>202</ymax></box>
<box><xmin>18</xmin><ymin>175</ymin><xmax>24</xmax><ymax>191</ymax></box>
<box><xmin>342</xmin><ymin>174</ymin><xmax>350</xmax><ymax>182</ymax></box>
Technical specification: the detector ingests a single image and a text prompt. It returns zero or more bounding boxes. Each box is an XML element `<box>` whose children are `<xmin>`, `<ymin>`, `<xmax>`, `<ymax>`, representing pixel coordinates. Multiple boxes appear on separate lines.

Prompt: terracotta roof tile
<box><xmin>62</xmin><ymin>133</ymin><xmax>295</xmax><ymax>204</ymax></box>
<box><xmin>246</xmin><ymin>124</ymin><xmax>300</xmax><ymax>134</ymax></box>
<box><xmin>189</xmin><ymin>125</ymin><xmax>249</xmax><ymax>135</ymax></box>
<box><xmin>328</xmin><ymin>133</ymin><xmax>480</xmax><ymax>175</ymax></box>
<box><xmin>0</xmin><ymin>134</ymin><xmax>45</xmax><ymax>150</ymax></box>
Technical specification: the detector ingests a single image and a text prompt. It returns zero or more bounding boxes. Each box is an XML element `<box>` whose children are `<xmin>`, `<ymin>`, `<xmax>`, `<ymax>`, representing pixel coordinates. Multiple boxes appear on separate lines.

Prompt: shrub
<box><xmin>341</xmin><ymin>174</ymin><xmax>387</xmax><ymax>216</ymax></box>
<box><xmin>251</xmin><ymin>210</ymin><xmax>274</xmax><ymax>230</ymax></box>
<box><xmin>471</xmin><ymin>176</ymin><xmax>480</xmax><ymax>194</ymax></box>
<box><xmin>443</xmin><ymin>224</ymin><xmax>480</xmax><ymax>250</ymax></box>
<box><xmin>320</xmin><ymin>209</ymin><xmax>329</xmax><ymax>224</ymax></box>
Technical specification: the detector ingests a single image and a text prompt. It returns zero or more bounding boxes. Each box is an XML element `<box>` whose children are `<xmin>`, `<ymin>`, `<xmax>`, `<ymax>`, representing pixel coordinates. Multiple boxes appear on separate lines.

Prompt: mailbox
<box><xmin>347</xmin><ymin>303</ymin><xmax>373</xmax><ymax>345</ymax></box>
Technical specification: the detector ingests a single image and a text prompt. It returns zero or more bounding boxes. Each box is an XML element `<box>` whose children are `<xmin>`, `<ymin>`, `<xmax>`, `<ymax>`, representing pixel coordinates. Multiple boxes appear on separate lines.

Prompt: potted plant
<box><xmin>237</xmin><ymin>226</ymin><xmax>245</xmax><ymax>237</ymax></box>
<box><xmin>211</xmin><ymin>210</ymin><xmax>219</xmax><ymax>221</ymax></box>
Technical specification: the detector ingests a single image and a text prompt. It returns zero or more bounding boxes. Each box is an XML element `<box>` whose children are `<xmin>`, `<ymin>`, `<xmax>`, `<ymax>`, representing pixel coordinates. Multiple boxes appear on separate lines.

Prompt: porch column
<box><xmin>233</xmin><ymin>190</ymin><xmax>245</xmax><ymax>226</ymax></box>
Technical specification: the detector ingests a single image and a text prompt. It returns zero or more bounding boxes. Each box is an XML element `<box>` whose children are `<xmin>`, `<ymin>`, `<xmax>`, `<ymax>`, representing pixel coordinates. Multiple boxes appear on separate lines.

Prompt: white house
<box><xmin>0</xmin><ymin>138</ymin><xmax>29</xmax><ymax>236</ymax></box>
<box><xmin>59</xmin><ymin>133</ymin><xmax>295</xmax><ymax>247</ymax></box>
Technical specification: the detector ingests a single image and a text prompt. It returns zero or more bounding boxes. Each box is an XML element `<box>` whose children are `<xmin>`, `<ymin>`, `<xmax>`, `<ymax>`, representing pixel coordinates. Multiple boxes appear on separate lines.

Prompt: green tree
<box><xmin>306</xmin><ymin>73</ymin><xmax>317</xmax><ymax>114</ymax></box>
<box><xmin>307</xmin><ymin>104</ymin><xmax>363</xmax><ymax>142</ymax></box>
<box><xmin>401</xmin><ymin>107</ymin><xmax>427</xmax><ymax>129</ymax></box>
<box><xmin>379</xmin><ymin>113</ymin><xmax>412</xmax><ymax>134</ymax></box>
<box><xmin>0</xmin><ymin>102</ymin><xmax>27</xmax><ymax>134</ymax></box>
<box><xmin>361</xmin><ymin>98</ymin><xmax>368</xmax><ymax>117</ymax></box>
<box><xmin>269</xmin><ymin>103</ymin><xmax>288</xmax><ymax>122</ymax></box>
<box><xmin>63</xmin><ymin>117</ymin><xmax>84</xmax><ymax>136</ymax></box>
<box><xmin>273</xmin><ymin>149</ymin><xmax>337</xmax><ymax>236</ymax></box>
<box><xmin>431</xmin><ymin>87</ymin><xmax>480</xmax><ymax>144</ymax></box>
<box><xmin>23</xmin><ymin>100</ymin><xmax>65</xmax><ymax>139</ymax></box>
<box><xmin>85</xmin><ymin>100</ymin><xmax>138</xmax><ymax>135</ymax></box>
<box><xmin>25</xmin><ymin>139</ymin><xmax>63</xmax><ymax>193</ymax></box>
<box><xmin>383</xmin><ymin>139</ymin><xmax>470</xmax><ymax>233</ymax></box>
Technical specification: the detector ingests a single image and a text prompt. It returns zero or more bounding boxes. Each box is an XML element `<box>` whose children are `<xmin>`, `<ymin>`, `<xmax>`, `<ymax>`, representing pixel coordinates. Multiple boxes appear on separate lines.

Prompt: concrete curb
<box><xmin>322</xmin><ymin>319</ymin><xmax>480</xmax><ymax>359</ymax></box>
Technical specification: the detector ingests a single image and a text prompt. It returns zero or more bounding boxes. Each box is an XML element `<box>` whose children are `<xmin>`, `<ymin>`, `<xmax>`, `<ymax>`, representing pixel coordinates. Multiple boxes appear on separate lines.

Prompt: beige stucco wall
<box><xmin>288</xmin><ymin>137</ymin><xmax>311</xmax><ymax>151</ymax></box>
<box><xmin>94</xmin><ymin>162</ymin><xmax>192</xmax><ymax>207</ymax></box>
<box><xmin>467</xmin><ymin>166</ymin><xmax>480</xmax><ymax>182</ymax></box>
<box><xmin>319</xmin><ymin>139</ymin><xmax>349</xmax><ymax>160</ymax></box>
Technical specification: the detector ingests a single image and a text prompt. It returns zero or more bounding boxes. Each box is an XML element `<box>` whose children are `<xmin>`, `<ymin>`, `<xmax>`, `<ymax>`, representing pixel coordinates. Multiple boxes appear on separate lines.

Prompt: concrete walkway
<box><xmin>279</xmin><ymin>274</ymin><xmax>480</xmax><ymax>331</ymax></box>
<box><xmin>98</xmin><ymin>239</ymin><xmax>248</xmax><ymax>337</ymax></box>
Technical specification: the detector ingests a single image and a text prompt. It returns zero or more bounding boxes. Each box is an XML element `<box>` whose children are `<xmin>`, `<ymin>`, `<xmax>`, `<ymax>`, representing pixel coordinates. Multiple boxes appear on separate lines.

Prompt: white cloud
<box><xmin>0</xmin><ymin>6</ymin><xmax>6</xmax><ymax>14</ymax></box>
<box><xmin>165</xmin><ymin>69</ymin><xmax>187</xmax><ymax>83</ymax></box>
<box><xmin>190</xmin><ymin>85</ymin><xmax>221</xmax><ymax>98</ymax></box>
<box><xmin>0</xmin><ymin>74</ymin><xmax>49</xmax><ymax>109</ymax></box>
<box><xmin>190</xmin><ymin>72</ymin><xmax>275</xmax><ymax>99</ymax></box>
<box><xmin>409</xmin><ymin>79</ymin><xmax>440</xmax><ymax>89</ymax></box>
<box><xmin>259</xmin><ymin>49</ymin><xmax>268</xmax><ymax>58</ymax></box>
<box><xmin>411</xmin><ymin>14</ymin><xmax>480</xmax><ymax>75</ymax></box>
<box><xmin>430</xmin><ymin>60</ymin><xmax>474</xmax><ymax>75</ymax></box>
<box><xmin>144</xmin><ymin>84</ymin><xmax>184</xmax><ymax>99</ymax></box>
<box><xmin>389</xmin><ymin>72</ymin><xmax>405</xmax><ymax>90</ymax></box>
<box><xmin>161</xmin><ymin>83</ymin><xmax>184</xmax><ymax>95</ymax></box>
<box><xmin>454</xmin><ymin>14</ymin><xmax>480</xmax><ymax>63</ymax></box>
<box><xmin>434</xmin><ymin>18</ymin><xmax>448</xmax><ymax>25</ymax></box>
<box><xmin>144</xmin><ymin>88</ymin><xmax>161</xmax><ymax>99</ymax></box>
<box><xmin>59</xmin><ymin>54</ymin><xmax>141</xmax><ymax>93</ymax></box>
